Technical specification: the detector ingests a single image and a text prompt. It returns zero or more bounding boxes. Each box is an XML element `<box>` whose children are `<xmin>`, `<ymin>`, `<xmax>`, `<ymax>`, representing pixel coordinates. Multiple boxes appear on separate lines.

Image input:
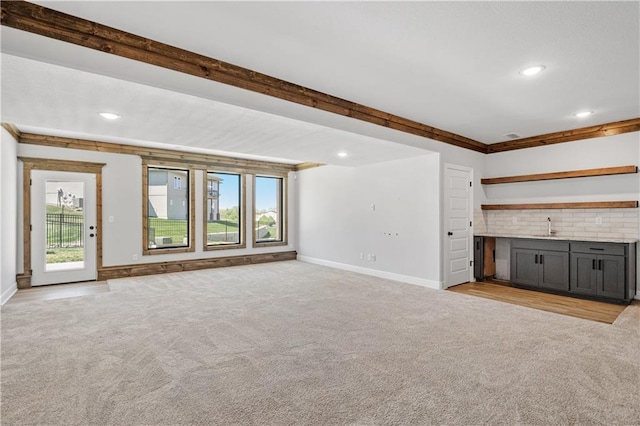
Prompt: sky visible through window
<box><xmin>255</xmin><ymin>177</ymin><xmax>279</xmax><ymax>212</ymax></box>
<box><xmin>215</xmin><ymin>175</ymin><xmax>279</xmax><ymax>211</ymax></box>
<box><xmin>215</xmin><ymin>173</ymin><xmax>239</xmax><ymax>210</ymax></box>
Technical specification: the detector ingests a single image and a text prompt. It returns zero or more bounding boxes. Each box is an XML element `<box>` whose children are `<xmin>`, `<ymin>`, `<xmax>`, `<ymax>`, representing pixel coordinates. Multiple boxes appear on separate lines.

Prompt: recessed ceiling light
<box><xmin>99</xmin><ymin>112</ymin><xmax>121</xmax><ymax>120</ymax></box>
<box><xmin>574</xmin><ymin>111</ymin><xmax>594</xmax><ymax>118</ymax></box>
<box><xmin>520</xmin><ymin>65</ymin><xmax>545</xmax><ymax>76</ymax></box>
<box><xmin>337</xmin><ymin>152</ymin><xmax>348</xmax><ymax>158</ymax></box>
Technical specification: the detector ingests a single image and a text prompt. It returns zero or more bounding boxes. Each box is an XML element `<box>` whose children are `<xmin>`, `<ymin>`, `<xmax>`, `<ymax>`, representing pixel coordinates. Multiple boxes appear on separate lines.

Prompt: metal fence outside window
<box><xmin>46</xmin><ymin>213</ymin><xmax>84</xmax><ymax>248</ymax></box>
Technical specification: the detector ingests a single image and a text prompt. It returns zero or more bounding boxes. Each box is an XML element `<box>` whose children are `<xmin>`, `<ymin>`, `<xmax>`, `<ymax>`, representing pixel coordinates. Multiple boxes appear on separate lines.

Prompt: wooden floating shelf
<box><xmin>481</xmin><ymin>165</ymin><xmax>638</xmax><ymax>185</ymax></box>
<box><xmin>481</xmin><ymin>201</ymin><xmax>639</xmax><ymax>210</ymax></box>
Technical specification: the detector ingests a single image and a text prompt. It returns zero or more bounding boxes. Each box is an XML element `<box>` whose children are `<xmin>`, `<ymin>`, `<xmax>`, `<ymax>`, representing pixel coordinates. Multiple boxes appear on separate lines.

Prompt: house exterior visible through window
<box><xmin>254</xmin><ymin>176</ymin><xmax>285</xmax><ymax>244</ymax></box>
<box><xmin>147</xmin><ymin>167</ymin><xmax>190</xmax><ymax>250</ymax></box>
<box><xmin>205</xmin><ymin>172</ymin><xmax>243</xmax><ymax>248</ymax></box>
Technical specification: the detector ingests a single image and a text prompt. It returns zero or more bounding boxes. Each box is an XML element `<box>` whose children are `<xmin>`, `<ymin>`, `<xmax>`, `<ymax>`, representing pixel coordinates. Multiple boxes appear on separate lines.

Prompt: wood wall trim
<box><xmin>19</xmin><ymin>132</ymin><xmax>296</xmax><ymax>175</ymax></box>
<box><xmin>487</xmin><ymin>118</ymin><xmax>640</xmax><ymax>154</ymax></box>
<box><xmin>20</xmin><ymin>157</ymin><xmax>106</xmax><ymax>173</ymax></box>
<box><xmin>481</xmin><ymin>165</ymin><xmax>638</xmax><ymax>185</ymax></box>
<box><xmin>294</xmin><ymin>162</ymin><xmax>326</xmax><ymax>171</ymax></box>
<box><xmin>98</xmin><ymin>250</ymin><xmax>297</xmax><ymax>280</ymax></box>
<box><xmin>1</xmin><ymin>1</ymin><xmax>486</xmax><ymax>154</ymax></box>
<box><xmin>2</xmin><ymin>122</ymin><xmax>21</xmax><ymax>140</ymax></box>
<box><xmin>481</xmin><ymin>201</ymin><xmax>639</xmax><ymax>210</ymax></box>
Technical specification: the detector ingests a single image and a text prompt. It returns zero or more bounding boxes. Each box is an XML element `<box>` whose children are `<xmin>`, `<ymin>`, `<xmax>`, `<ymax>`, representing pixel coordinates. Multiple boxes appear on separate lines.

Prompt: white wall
<box><xmin>297</xmin><ymin>153</ymin><xmax>442</xmax><ymax>288</ymax></box>
<box><xmin>1</xmin><ymin>128</ymin><xmax>18</xmax><ymax>304</ymax></box>
<box><xmin>483</xmin><ymin>133</ymin><xmax>639</xmax><ymax>204</ymax></box>
<box><xmin>17</xmin><ymin>144</ymin><xmax>297</xmax><ymax>270</ymax></box>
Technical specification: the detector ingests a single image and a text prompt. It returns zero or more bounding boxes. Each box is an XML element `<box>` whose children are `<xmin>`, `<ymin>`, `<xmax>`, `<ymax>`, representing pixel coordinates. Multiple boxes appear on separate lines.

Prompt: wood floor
<box><xmin>448</xmin><ymin>281</ymin><xmax>628</xmax><ymax>324</ymax></box>
<box><xmin>6</xmin><ymin>281</ymin><xmax>109</xmax><ymax>305</ymax></box>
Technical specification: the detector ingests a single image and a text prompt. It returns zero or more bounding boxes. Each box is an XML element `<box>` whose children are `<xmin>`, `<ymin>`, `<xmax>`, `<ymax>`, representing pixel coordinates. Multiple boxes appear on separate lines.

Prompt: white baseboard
<box><xmin>298</xmin><ymin>256</ymin><xmax>442</xmax><ymax>290</ymax></box>
<box><xmin>1</xmin><ymin>282</ymin><xmax>18</xmax><ymax>306</ymax></box>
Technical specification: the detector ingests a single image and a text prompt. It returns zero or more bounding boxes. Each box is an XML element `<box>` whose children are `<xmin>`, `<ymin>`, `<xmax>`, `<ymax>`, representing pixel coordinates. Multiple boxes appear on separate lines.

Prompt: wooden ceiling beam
<box><xmin>487</xmin><ymin>118</ymin><xmax>640</xmax><ymax>153</ymax></box>
<box><xmin>1</xmin><ymin>1</ymin><xmax>487</xmax><ymax>154</ymax></box>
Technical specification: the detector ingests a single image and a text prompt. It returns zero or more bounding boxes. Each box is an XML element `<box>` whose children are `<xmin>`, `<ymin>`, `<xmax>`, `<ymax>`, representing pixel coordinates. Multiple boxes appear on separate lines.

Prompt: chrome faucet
<box><xmin>547</xmin><ymin>217</ymin><xmax>556</xmax><ymax>236</ymax></box>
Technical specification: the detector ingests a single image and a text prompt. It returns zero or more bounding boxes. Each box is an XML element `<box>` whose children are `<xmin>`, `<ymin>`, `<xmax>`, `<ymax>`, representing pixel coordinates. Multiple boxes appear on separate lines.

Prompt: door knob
<box><xmin>89</xmin><ymin>233</ymin><xmax>95</xmax><ymax>238</ymax></box>
<box><xmin>447</xmin><ymin>231</ymin><xmax>453</xmax><ymax>236</ymax></box>
<box><xmin>89</xmin><ymin>226</ymin><xmax>95</xmax><ymax>230</ymax></box>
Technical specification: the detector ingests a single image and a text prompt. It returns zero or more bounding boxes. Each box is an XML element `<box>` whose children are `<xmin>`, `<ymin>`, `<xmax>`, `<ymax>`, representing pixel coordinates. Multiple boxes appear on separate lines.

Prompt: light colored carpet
<box><xmin>1</xmin><ymin>260</ymin><xmax>638</xmax><ymax>425</ymax></box>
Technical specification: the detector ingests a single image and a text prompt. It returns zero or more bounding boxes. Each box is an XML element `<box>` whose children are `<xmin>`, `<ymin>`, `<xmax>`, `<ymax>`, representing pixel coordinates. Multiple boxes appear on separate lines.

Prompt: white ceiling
<box><xmin>2</xmin><ymin>1</ymin><xmax>639</xmax><ymax>164</ymax></box>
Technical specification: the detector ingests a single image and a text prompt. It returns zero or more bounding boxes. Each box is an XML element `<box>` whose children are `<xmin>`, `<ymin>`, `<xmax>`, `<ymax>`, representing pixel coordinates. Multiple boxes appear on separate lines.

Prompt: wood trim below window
<box><xmin>17</xmin><ymin>157</ymin><xmax>106</xmax><ymax>288</ymax></box>
<box><xmin>98</xmin><ymin>250</ymin><xmax>297</xmax><ymax>280</ymax></box>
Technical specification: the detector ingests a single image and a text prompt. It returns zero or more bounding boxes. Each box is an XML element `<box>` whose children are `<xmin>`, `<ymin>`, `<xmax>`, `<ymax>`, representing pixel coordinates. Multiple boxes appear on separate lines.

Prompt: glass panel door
<box><xmin>31</xmin><ymin>170</ymin><xmax>97</xmax><ymax>286</ymax></box>
<box><xmin>45</xmin><ymin>180</ymin><xmax>86</xmax><ymax>271</ymax></box>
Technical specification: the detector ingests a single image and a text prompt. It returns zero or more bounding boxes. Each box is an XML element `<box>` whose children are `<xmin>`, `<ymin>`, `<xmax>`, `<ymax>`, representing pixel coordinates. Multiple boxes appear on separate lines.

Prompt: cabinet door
<box><xmin>538</xmin><ymin>250</ymin><xmax>569</xmax><ymax>291</ymax></box>
<box><xmin>597</xmin><ymin>255</ymin><xmax>626</xmax><ymax>299</ymax></box>
<box><xmin>570</xmin><ymin>253</ymin><xmax>598</xmax><ymax>295</ymax></box>
<box><xmin>511</xmin><ymin>248</ymin><xmax>539</xmax><ymax>287</ymax></box>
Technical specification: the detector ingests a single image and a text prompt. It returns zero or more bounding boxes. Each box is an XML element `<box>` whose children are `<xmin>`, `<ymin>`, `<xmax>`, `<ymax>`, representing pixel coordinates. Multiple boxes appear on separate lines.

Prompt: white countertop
<box><xmin>474</xmin><ymin>233</ymin><xmax>638</xmax><ymax>244</ymax></box>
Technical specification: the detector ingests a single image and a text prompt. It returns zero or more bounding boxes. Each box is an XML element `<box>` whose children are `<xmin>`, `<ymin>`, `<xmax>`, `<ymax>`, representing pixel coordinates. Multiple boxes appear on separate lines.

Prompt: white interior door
<box><xmin>444</xmin><ymin>163</ymin><xmax>472</xmax><ymax>288</ymax></box>
<box><xmin>31</xmin><ymin>170</ymin><xmax>97</xmax><ymax>286</ymax></box>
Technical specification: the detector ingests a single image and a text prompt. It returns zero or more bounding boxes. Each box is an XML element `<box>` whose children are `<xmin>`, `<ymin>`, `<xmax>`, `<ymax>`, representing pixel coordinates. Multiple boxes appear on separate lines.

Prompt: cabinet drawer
<box><xmin>571</xmin><ymin>242</ymin><xmax>626</xmax><ymax>256</ymax></box>
<box><xmin>511</xmin><ymin>238</ymin><xmax>569</xmax><ymax>252</ymax></box>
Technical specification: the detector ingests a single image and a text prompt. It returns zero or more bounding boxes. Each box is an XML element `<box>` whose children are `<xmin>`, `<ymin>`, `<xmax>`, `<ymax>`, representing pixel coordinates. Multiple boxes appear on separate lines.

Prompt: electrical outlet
<box><xmin>359</xmin><ymin>252</ymin><xmax>364</xmax><ymax>259</ymax></box>
<box><xmin>370</xmin><ymin>204</ymin><xmax>376</xmax><ymax>211</ymax></box>
<box><xmin>108</xmin><ymin>215</ymin><xmax>115</xmax><ymax>223</ymax></box>
<box><xmin>368</xmin><ymin>254</ymin><xmax>376</xmax><ymax>262</ymax></box>
<box><xmin>132</xmin><ymin>254</ymin><xmax>138</xmax><ymax>261</ymax></box>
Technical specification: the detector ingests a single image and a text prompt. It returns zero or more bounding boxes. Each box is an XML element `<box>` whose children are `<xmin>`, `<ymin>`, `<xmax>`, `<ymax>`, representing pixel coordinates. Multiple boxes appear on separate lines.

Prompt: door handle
<box><xmin>598</xmin><ymin>259</ymin><xmax>602</xmax><ymax>270</ymax></box>
<box><xmin>89</xmin><ymin>225</ymin><xmax>95</xmax><ymax>230</ymax></box>
<box><xmin>539</xmin><ymin>254</ymin><xmax>543</xmax><ymax>264</ymax></box>
<box><xmin>89</xmin><ymin>233</ymin><xmax>96</xmax><ymax>238</ymax></box>
<box><xmin>447</xmin><ymin>231</ymin><xmax>453</xmax><ymax>236</ymax></box>
<box><xmin>592</xmin><ymin>259</ymin><xmax>596</xmax><ymax>270</ymax></box>
<box><xmin>534</xmin><ymin>254</ymin><xmax>538</xmax><ymax>264</ymax></box>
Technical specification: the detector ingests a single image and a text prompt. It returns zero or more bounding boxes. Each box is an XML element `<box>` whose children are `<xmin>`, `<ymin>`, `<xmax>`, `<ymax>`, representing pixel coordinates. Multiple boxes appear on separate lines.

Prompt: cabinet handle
<box><xmin>540</xmin><ymin>254</ymin><xmax>543</xmax><ymax>264</ymax></box>
<box><xmin>589</xmin><ymin>248</ymin><xmax>605</xmax><ymax>251</ymax></box>
<box><xmin>534</xmin><ymin>254</ymin><xmax>538</xmax><ymax>264</ymax></box>
<box><xmin>598</xmin><ymin>260</ymin><xmax>603</xmax><ymax>270</ymax></box>
<box><xmin>592</xmin><ymin>259</ymin><xmax>596</xmax><ymax>270</ymax></box>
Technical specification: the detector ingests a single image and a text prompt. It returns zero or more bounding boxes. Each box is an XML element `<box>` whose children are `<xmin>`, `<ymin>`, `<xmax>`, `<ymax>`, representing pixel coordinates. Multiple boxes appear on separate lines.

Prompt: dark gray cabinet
<box><xmin>505</xmin><ymin>238</ymin><xmax>636</xmax><ymax>303</ymax></box>
<box><xmin>570</xmin><ymin>243</ymin><xmax>627</xmax><ymax>300</ymax></box>
<box><xmin>511</xmin><ymin>239</ymin><xmax>570</xmax><ymax>291</ymax></box>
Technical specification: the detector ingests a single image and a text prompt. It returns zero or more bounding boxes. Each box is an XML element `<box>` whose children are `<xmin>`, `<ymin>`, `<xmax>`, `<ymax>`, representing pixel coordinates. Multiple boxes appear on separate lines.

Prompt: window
<box><xmin>145</xmin><ymin>166</ymin><xmax>193</xmax><ymax>252</ymax></box>
<box><xmin>254</xmin><ymin>175</ymin><xmax>285</xmax><ymax>245</ymax></box>
<box><xmin>205</xmin><ymin>172</ymin><xmax>244</xmax><ymax>249</ymax></box>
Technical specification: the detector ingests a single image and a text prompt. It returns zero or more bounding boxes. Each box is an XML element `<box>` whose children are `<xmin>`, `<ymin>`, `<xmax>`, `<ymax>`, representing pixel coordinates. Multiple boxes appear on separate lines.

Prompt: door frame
<box><xmin>443</xmin><ymin>162</ymin><xmax>474</xmax><ymax>289</ymax></box>
<box><xmin>18</xmin><ymin>157</ymin><xmax>105</xmax><ymax>289</ymax></box>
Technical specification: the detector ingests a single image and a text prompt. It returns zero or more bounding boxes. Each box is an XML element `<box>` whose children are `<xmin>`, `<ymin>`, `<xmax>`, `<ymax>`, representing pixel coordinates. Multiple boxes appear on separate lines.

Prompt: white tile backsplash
<box><xmin>474</xmin><ymin>208</ymin><xmax>639</xmax><ymax>240</ymax></box>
